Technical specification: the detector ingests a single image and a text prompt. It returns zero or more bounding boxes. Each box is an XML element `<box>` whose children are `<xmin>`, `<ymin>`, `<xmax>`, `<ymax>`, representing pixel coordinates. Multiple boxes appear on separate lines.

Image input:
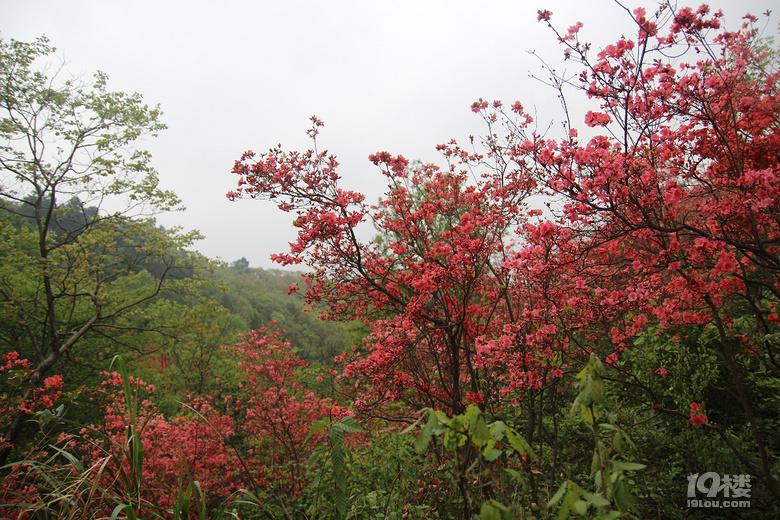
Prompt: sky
<box><xmin>2</xmin><ymin>0</ymin><xmax>775</xmax><ymax>269</ymax></box>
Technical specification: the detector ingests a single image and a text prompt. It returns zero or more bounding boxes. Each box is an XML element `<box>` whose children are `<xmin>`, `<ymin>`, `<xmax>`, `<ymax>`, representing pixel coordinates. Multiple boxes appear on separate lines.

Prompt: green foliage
<box><xmin>323</xmin><ymin>423</ymin><xmax>446</xmax><ymax>519</ymax></box>
<box><xmin>0</xmin><ymin>33</ymin><xmax>229</xmax><ymax>462</ymax></box>
<box><xmin>213</xmin><ymin>262</ymin><xmax>362</xmax><ymax>364</ymax></box>
<box><xmin>410</xmin><ymin>405</ymin><xmax>535</xmax><ymax>463</ymax></box>
<box><xmin>608</xmin><ymin>315</ymin><xmax>780</xmax><ymax>517</ymax></box>
<box><xmin>549</xmin><ymin>355</ymin><xmax>644</xmax><ymax>520</ymax></box>
<box><xmin>169</xmin><ymin>466</ymin><xmax>235</xmax><ymax>520</ymax></box>
<box><xmin>406</xmin><ymin>405</ymin><xmax>535</xmax><ymax>519</ymax></box>
<box><xmin>307</xmin><ymin>415</ymin><xmax>364</xmax><ymax>519</ymax></box>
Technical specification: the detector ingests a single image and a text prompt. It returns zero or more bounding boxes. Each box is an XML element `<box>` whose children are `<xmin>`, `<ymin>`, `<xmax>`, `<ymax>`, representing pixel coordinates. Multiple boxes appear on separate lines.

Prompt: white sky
<box><xmin>2</xmin><ymin>0</ymin><xmax>775</xmax><ymax>268</ymax></box>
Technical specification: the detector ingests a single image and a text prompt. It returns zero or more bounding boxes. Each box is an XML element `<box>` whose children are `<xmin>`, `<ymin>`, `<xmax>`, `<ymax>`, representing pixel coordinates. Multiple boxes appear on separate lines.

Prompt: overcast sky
<box><xmin>3</xmin><ymin>0</ymin><xmax>775</xmax><ymax>268</ymax></box>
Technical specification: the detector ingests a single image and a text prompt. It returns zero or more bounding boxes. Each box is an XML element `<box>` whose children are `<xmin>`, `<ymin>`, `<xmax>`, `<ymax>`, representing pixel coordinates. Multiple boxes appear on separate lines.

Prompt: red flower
<box><xmin>689</xmin><ymin>402</ymin><xmax>707</xmax><ymax>426</ymax></box>
<box><xmin>652</xmin><ymin>367</ymin><xmax>667</xmax><ymax>378</ymax></box>
<box><xmin>465</xmin><ymin>391</ymin><xmax>484</xmax><ymax>405</ymax></box>
<box><xmin>584</xmin><ymin>110</ymin><xmax>612</xmax><ymax>127</ymax></box>
<box><xmin>690</xmin><ymin>413</ymin><xmax>708</xmax><ymax>427</ymax></box>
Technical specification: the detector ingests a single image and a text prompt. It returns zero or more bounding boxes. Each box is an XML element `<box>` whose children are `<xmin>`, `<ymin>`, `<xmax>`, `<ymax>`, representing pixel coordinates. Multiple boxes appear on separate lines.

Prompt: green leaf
<box><xmin>506</xmin><ymin>427</ymin><xmax>537</xmax><ymax>461</ymax></box>
<box><xmin>558</xmin><ymin>484</ymin><xmax>580</xmax><ymax>520</ymax></box>
<box><xmin>414</xmin><ymin>411</ymin><xmax>436</xmax><ymax>454</ymax></box>
<box><xmin>613</xmin><ymin>432</ymin><xmax>627</xmax><ymax>452</ymax></box>
<box><xmin>470</xmin><ymin>412</ymin><xmax>490</xmax><ymax>447</ymax></box>
<box><xmin>110</xmin><ymin>504</ymin><xmax>137</xmax><ymax>520</ymax></box>
<box><xmin>307</xmin><ymin>444</ymin><xmax>325</xmax><ymax>469</ymax></box>
<box><xmin>401</xmin><ymin>411</ymin><xmax>427</xmax><ymax>434</ymax></box>
<box><xmin>331</xmin><ymin>445</ymin><xmax>345</xmax><ymax>481</ymax></box>
<box><xmin>329</xmin><ymin>422</ymin><xmax>344</xmax><ymax>447</ymax></box>
<box><xmin>334</xmin><ymin>486</ymin><xmax>347</xmax><ymax>518</ymax></box>
<box><xmin>479</xmin><ymin>502</ymin><xmax>502</xmax><ymax>520</ymax></box>
<box><xmin>337</xmin><ymin>415</ymin><xmax>363</xmax><ymax>433</ymax></box>
<box><xmin>483</xmin><ymin>445</ymin><xmax>502</xmax><ymax>461</ymax></box>
<box><xmin>613</xmin><ymin>478</ymin><xmax>633</xmax><ymax>512</ymax></box>
<box><xmin>611</xmin><ymin>461</ymin><xmax>646</xmax><ymax>472</ymax></box>
<box><xmin>590</xmin><ymin>451</ymin><xmax>601</xmax><ymax>475</ymax></box>
<box><xmin>581</xmin><ymin>374</ymin><xmax>604</xmax><ymax>406</ymax></box>
<box><xmin>580</xmin><ymin>403</ymin><xmax>596</xmax><ymax>425</ymax></box>
<box><xmin>113</xmin><ymin>356</ymin><xmax>134</xmax><ymax>417</ymax></box>
<box><xmin>581</xmin><ymin>489</ymin><xmax>611</xmax><ymax>508</ymax></box>
<box><xmin>548</xmin><ymin>481</ymin><xmax>568</xmax><ymax>508</ymax></box>
<box><xmin>310</xmin><ymin>417</ymin><xmax>331</xmax><ymax>434</ymax></box>
<box><xmin>489</xmin><ymin>420</ymin><xmax>506</xmax><ymax>441</ymax></box>
<box><xmin>443</xmin><ymin>427</ymin><xmax>468</xmax><ymax>450</ymax></box>
<box><xmin>504</xmin><ymin>467</ymin><xmax>522</xmax><ymax>481</ymax></box>
<box><xmin>47</xmin><ymin>445</ymin><xmax>84</xmax><ymax>473</ymax></box>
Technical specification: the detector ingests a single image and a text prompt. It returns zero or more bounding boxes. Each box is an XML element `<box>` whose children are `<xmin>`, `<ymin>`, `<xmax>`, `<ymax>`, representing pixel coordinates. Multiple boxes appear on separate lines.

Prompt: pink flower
<box><xmin>584</xmin><ymin>111</ymin><xmax>612</xmax><ymax>127</ymax></box>
<box><xmin>565</xmin><ymin>22</ymin><xmax>583</xmax><ymax>41</ymax></box>
<box><xmin>537</xmin><ymin>9</ymin><xmax>552</xmax><ymax>22</ymax></box>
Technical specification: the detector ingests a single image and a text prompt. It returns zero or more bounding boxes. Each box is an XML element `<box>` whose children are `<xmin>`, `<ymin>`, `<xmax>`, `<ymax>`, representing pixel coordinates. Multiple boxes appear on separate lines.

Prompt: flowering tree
<box><xmin>229</xmin><ymin>118</ymin><xmax>546</xmax><ymax>417</ymax></box>
<box><xmin>226</xmin><ymin>326</ymin><xmax>351</xmax><ymax>499</ymax></box>
<box><xmin>461</xmin><ymin>3</ymin><xmax>780</xmax><ymax>503</ymax></box>
<box><xmin>0</xmin><ymin>351</ymin><xmax>64</xmax><ymax>464</ymax></box>
<box><xmin>230</xmin><ymin>1</ymin><xmax>779</xmax><ymax>507</ymax></box>
<box><xmin>524</xmin><ymin>4</ymin><xmax>779</xmax><ymax>498</ymax></box>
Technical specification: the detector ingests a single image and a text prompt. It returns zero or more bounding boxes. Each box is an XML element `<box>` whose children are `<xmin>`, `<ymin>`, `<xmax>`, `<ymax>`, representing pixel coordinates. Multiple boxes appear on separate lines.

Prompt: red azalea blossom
<box><xmin>689</xmin><ymin>402</ymin><xmax>707</xmax><ymax>426</ymax></box>
<box><xmin>584</xmin><ymin>110</ymin><xmax>611</xmax><ymax>127</ymax></box>
<box><xmin>537</xmin><ymin>9</ymin><xmax>552</xmax><ymax>22</ymax></box>
<box><xmin>465</xmin><ymin>391</ymin><xmax>484</xmax><ymax>405</ymax></box>
<box><xmin>690</xmin><ymin>413</ymin><xmax>708</xmax><ymax>427</ymax></box>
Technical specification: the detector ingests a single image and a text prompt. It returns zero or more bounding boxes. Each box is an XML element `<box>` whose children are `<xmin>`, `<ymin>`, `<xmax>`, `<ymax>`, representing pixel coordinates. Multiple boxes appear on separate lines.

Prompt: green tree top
<box><xmin>0</xmin><ymin>35</ymin><xmax>180</xmax><ymax>220</ymax></box>
<box><xmin>0</xmin><ymin>35</ymin><xmax>205</xmax><ymax>465</ymax></box>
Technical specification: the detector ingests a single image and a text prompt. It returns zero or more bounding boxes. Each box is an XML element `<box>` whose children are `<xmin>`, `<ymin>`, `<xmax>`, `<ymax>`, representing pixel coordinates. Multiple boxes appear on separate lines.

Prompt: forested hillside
<box><xmin>2</xmin><ymin>3</ymin><xmax>779</xmax><ymax>519</ymax></box>
<box><xmin>214</xmin><ymin>259</ymin><xmax>363</xmax><ymax>365</ymax></box>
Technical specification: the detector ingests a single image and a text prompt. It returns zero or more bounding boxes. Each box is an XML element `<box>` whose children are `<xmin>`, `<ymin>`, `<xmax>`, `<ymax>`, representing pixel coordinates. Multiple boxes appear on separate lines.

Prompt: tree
<box><xmin>229</xmin><ymin>120</ymin><xmax>539</xmax><ymax>417</ymax></box>
<box><xmin>0</xmin><ymin>35</ymin><xmax>204</xmax><ymax>463</ymax></box>
<box><xmin>524</xmin><ymin>4</ymin><xmax>780</xmax><ymax>500</ymax></box>
<box><xmin>230</xmin><ymin>1</ymin><xmax>779</xmax><ymax>510</ymax></box>
<box><xmin>471</xmin><ymin>2</ymin><xmax>780</xmax><ymax>504</ymax></box>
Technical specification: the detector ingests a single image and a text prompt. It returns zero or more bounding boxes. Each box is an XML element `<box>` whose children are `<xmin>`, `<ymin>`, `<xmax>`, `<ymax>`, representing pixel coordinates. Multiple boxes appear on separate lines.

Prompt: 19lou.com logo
<box><xmin>686</xmin><ymin>472</ymin><xmax>751</xmax><ymax>508</ymax></box>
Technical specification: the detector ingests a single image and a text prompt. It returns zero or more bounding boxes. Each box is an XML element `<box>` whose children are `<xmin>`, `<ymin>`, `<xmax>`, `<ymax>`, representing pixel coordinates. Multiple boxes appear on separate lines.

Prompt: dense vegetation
<box><xmin>1</xmin><ymin>2</ymin><xmax>779</xmax><ymax>519</ymax></box>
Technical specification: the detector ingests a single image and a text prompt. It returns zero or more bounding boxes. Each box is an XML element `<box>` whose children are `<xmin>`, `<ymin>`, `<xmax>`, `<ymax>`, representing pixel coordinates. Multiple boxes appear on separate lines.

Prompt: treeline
<box><xmin>215</xmin><ymin>257</ymin><xmax>363</xmax><ymax>366</ymax></box>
